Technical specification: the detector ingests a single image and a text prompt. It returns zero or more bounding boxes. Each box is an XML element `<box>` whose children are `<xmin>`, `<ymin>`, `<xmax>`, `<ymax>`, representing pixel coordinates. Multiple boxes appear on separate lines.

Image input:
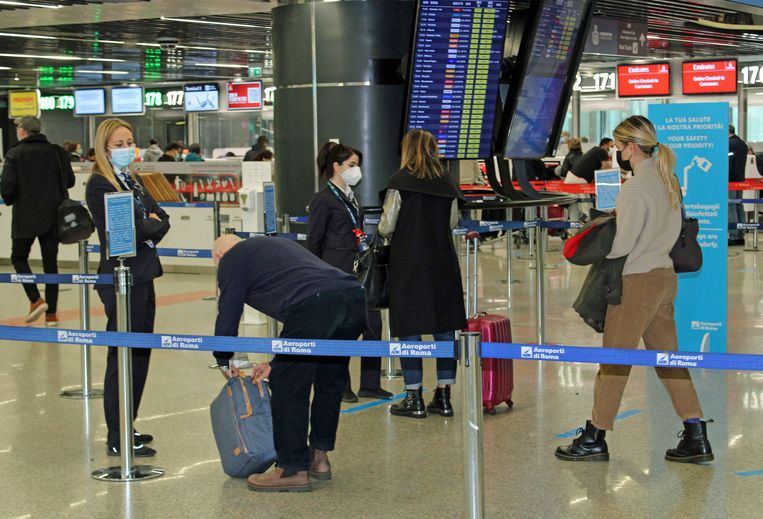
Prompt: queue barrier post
<box><xmin>60</xmin><ymin>240</ymin><xmax>104</xmax><ymax>400</ymax></box>
<box><xmin>535</xmin><ymin>210</ymin><xmax>547</xmax><ymax>345</ymax></box>
<box><xmin>460</xmin><ymin>332</ymin><xmax>484</xmax><ymax>519</ymax></box>
<box><xmin>92</xmin><ymin>261</ymin><xmax>163</xmax><ymax>482</ymax></box>
<box><xmin>381</xmin><ymin>307</ymin><xmax>402</xmax><ymax>379</ymax></box>
<box><xmin>283</xmin><ymin>212</ymin><xmax>291</xmax><ymax>234</ymax></box>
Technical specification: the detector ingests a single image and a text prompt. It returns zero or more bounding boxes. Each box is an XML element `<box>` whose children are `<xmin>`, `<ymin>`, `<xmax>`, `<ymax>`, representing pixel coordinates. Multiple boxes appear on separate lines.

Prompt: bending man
<box><xmin>212</xmin><ymin>235</ymin><xmax>367</xmax><ymax>492</ymax></box>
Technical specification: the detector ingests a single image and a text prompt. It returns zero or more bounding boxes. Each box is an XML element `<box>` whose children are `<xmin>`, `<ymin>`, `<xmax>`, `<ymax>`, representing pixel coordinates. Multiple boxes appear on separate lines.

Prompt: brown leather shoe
<box><xmin>309</xmin><ymin>447</ymin><xmax>332</xmax><ymax>480</ymax></box>
<box><xmin>25</xmin><ymin>299</ymin><xmax>48</xmax><ymax>323</ymax></box>
<box><xmin>247</xmin><ymin>467</ymin><xmax>311</xmax><ymax>492</ymax></box>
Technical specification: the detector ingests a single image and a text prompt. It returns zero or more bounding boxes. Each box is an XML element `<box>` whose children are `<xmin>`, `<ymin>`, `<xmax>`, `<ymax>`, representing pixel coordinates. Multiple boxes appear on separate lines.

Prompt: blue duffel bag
<box><xmin>210</xmin><ymin>376</ymin><xmax>277</xmax><ymax>477</ymax></box>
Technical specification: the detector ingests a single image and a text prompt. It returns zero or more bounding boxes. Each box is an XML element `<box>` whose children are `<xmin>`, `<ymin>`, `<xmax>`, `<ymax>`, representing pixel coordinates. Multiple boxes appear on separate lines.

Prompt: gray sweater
<box><xmin>606</xmin><ymin>157</ymin><xmax>680</xmax><ymax>275</ymax></box>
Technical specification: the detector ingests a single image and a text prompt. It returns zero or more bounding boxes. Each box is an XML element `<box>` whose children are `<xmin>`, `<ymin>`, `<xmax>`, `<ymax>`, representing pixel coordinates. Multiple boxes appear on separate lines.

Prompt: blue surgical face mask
<box><xmin>109</xmin><ymin>146</ymin><xmax>135</xmax><ymax>169</ymax></box>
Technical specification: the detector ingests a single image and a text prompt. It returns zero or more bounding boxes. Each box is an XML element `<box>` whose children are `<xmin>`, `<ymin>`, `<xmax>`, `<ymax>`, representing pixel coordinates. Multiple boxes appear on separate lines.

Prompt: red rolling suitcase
<box><xmin>464</xmin><ymin>232</ymin><xmax>515</xmax><ymax>414</ymax></box>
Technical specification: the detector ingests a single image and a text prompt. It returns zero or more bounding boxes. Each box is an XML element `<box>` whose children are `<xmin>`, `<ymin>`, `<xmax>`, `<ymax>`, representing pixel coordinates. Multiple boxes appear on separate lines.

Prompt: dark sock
<box><xmin>281</xmin><ymin>468</ymin><xmax>299</xmax><ymax>477</ymax></box>
<box><xmin>684</xmin><ymin>418</ymin><xmax>701</xmax><ymax>424</ymax></box>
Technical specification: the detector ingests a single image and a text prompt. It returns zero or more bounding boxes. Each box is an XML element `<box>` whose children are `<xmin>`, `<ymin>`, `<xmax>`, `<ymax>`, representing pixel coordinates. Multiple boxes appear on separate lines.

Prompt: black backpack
<box><xmin>54</xmin><ymin>146</ymin><xmax>94</xmax><ymax>244</ymax></box>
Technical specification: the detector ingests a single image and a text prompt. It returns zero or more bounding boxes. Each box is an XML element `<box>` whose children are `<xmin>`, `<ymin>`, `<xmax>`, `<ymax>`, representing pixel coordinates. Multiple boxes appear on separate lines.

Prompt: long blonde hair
<box><xmin>92</xmin><ymin>118</ymin><xmax>133</xmax><ymax>191</ymax></box>
<box><xmin>613</xmin><ymin>115</ymin><xmax>681</xmax><ymax>209</ymax></box>
<box><xmin>400</xmin><ymin>129</ymin><xmax>443</xmax><ymax>180</ymax></box>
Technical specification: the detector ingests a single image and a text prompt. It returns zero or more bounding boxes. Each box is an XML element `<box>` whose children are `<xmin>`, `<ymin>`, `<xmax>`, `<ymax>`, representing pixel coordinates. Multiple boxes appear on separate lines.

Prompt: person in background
<box><xmin>158</xmin><ymin>142</ymin><xmax>183</xmax><ymax>162</ymax></box>
<box><xmin>379</xmin><ymin>129</ymin><xmax>466</xmax><ymax>419</ymax></box>
<box><xmin>64</xmin><ymin>141</ymin><xmax>83</xmax><ymax>162</ymax></box>
<box><xmin>556</xmin><ymin>137</ymin><xmax>583</xmax><ymax>178</ymax></box>
<box><xmin>185</xmin><ymin>143</ymin><xmax>204</xmax><ymax>162</ymax></box>
<box><xmin>244</xmin><ymin>136</ymin><xmax>270</xmax><ymax>161</ymax></box>
<box><xmin>85</xmin><ymin>148</ymin><xmax>97</xmax><ymax>162</ymax></box>
<box><xmin>566</xmin><ymin>137</ymin><xmax>614</xmax><ymax>184</ymax></box>
<box><xmin>307</xmin><ymin>142</ymin><xmax>391</xmax><ymax>402</ymax></box>
<box><xmin>728</xmin><ymin>125</ymin><xmax>748</xmax><ymax>246</ymax></box>
<box><xmin>458</xmin><ymin>160</ymin><xmax>485</xmax><ymax>186</ymax></box>
<box><xmin>86</xmin><ymin>118</ymin><xmax>171</xmax><ymax>458</ymax></box>
<box><xmin>253</xmin><ymin>150</ymin><xmax>274</xmax><ymax>162</ymax></box>
<box><xmin>211</xmin><ymin>235</ymin><xmax>367</xmax><ymax>492</ymax></box>
<box><xmin>142</xmin><ymin>139</ymin><xmax>163</xmax><ymax>162</ymax></box>
<box><xmin>0</xmin><ymin>116</ymin><xmax>75</xmax><ymax>325</ymax></box>
<box><xmin>556</xmin><ymin>115</ymin><xmax>712</xmax><ymax>465</ymax></box>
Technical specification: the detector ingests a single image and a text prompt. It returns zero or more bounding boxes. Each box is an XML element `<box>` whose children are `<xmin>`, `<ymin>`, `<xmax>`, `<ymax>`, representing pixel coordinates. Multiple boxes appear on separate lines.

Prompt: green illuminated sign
<box><xmin>248</xmin><ymin>67</ymin><xmax>262</xmax><ymax>78</ymax></box>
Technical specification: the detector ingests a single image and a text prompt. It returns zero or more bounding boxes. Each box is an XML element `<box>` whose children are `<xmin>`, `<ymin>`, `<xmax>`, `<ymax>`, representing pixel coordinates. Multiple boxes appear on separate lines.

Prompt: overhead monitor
<box><xmin>227</xmin><ymin>81</ymin><xmax>263</xmax><ymax>110</ymax></box>
<box><xmin>111</xmin><ymin>86</ymin><xmax>145</xmax><ymax>115</ymax></box>
<box><xmin>184</xmin><ymin>83</ymin><xmax>220</xmax><ymax>112</ymax></box>
<box><xmin>500</xmin><ymin>0</ymin><xmax>595</xmax><ymax>159</ymax></box>
<box><xmin>74</xmin><ymin>88</ymin><xmax>106</xmax><ymax>116</ymax></box>
<box><xmin>682</xmin><ymin>59</ymin><xmax>738</xmax><ymax>95</ymax></box>
<box><xmin>405</xmin><ymin>0</ymin><xmax>509</xmax><ymax>159</ymax></box>
<box><xmin>617</xmin><ymin>62</ymin><xmax>671</xmax><ymax>98</ymax></box>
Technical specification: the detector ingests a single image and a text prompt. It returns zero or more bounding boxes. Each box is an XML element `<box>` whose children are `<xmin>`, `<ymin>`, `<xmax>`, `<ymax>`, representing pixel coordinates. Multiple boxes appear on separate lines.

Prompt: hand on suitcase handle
<box><xmin>252</xmin><ymin>362</ymin><xmax>272</xmax><ymax>384</ymax></box>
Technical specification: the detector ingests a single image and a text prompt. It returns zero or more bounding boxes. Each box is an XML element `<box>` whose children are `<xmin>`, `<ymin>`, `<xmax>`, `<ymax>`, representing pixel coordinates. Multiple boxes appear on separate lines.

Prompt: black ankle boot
<box><xmin>427</xmin><ymin>386</ymin><xmax>453</xmax><ymax>417</ymax></box>
<box><xmin>390</xmin><ymin>388</ymin><xmax>426</xmax><ymax>418</ymax></box>
<box><xmin>665</xmin><ymin>421</ymin><xmax>714</xmax><ymax>463</ymax></box>
<box><xmin>555</xmin><ymin>420</ymin><xmax>609</xmax><ymax>461</ymax></box>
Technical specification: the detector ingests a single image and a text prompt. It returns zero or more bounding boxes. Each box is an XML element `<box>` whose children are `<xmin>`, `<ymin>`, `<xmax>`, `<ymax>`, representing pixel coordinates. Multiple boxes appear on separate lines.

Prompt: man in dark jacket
<box><xmin>243</xmin><ymin>136</ymin><xmax>269</xmax><ymax>161</ymax></box>
<box><xmin>0</xmin><ymin>116</ymin><xmax>75</xmax><ymax>324</ymax></box>
<box><xmin>212</xmin><ymin>235</ymin><xmax>367</xmax><ymax>492</ymax></box>
<box><xmin>729</xmin><ymin>125</ymin><xmax>748</xmax><ymax>245</ymax></box>
<box><xmin>157</xmin><ymin>142</ymin><xmax>182</xmax><ymax>162</ymax></box>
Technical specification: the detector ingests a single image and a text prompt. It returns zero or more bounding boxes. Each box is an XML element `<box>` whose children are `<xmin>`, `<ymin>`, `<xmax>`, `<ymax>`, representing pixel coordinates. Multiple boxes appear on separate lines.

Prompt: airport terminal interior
<box><xmin>1</xmin><ymin>0</ymin><xmax>763</xmax><ymax>518</ymax></box>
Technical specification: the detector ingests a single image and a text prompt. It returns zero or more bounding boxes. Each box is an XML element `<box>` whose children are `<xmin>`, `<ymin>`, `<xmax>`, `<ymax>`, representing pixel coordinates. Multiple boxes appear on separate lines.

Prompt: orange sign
<box><xmin>9</xmin><ymin>90</ymin><xmax>40</xmax><ymax>118</ymax></box>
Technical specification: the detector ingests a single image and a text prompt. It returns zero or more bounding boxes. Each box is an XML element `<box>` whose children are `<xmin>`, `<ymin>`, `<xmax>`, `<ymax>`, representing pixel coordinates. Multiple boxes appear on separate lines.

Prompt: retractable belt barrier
<box><xmin>86</xmin><ymin>244</ymin><xmax>213</xmax><ymax>258</ymax></box>
<box><xmin>0</xmin><ymin>273</ymin><xmax>113</xmax><ymax>284</ymax></box>
<box><xmin>1</xmin><ymin>324</ymin><xmax>762</xmax><ymax>372</ymax></box>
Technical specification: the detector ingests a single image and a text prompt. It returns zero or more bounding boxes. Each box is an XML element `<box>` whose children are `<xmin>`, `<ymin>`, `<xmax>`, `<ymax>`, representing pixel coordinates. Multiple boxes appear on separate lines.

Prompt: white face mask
<box><xmin>341</xmin><ymin>166</ymin><xmax>362</xmax><ymax>186</ymax></box>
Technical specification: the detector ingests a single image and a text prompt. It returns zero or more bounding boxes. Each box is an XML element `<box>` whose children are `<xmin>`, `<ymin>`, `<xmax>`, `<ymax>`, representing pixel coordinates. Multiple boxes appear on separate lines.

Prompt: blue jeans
<box><xmin>397</xmin><ymin>331</ymin><xmax>457</xmax><ymax>390</ymax></box>
<box><xmin>729</xmin><ymin>190</ymin><xmax>745</xmax><ymax>240</ymax></box>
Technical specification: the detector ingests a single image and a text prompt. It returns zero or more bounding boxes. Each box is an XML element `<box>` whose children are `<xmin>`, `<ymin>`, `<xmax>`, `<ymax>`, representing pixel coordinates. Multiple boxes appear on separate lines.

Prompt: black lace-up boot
<box><xmin>390</xmin><ymin>388</ymin><xmax>426</xmax><ymax>418</ymax></box>
<box><xmin>427</xmin><ymin>386</ymin><xmax>454</xmax><ymax>417</ymax></box>
<box><xmin>555</xmin><ymin>420</ymin><xmax>609</xmax><ymax>461</ymax></box>
<box><xmin>665</xmin><ymin>421</ymin><xmax>714</xmax><ymax>463</ymax></box>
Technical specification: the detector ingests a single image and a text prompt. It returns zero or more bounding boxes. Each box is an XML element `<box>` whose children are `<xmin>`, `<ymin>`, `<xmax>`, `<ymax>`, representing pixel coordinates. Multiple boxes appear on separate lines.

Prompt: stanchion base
<box><xmin>743</xmin><ymin>247</ymin><xmax>763</xmax><ymax>253</ymax></box>
<box><xmin>381</xmin><ymin>369</ymin><xmax>403</xmax><ymax>379</ymax></box>
<box><xmin>91</xmin><ymin>465</ymin><xmax>164</xmax><ymax>482</ymax></box>
<box><xmin>496</xmin><ymin>279</ymin><xmax>523</xmax><ymax>285</ymax></box>
<box><xmin>59</xmin><ymin>388</ymin><xmax>104</xmax><ymax>399</ymax></box>
<box><xmin>516</xmin><ymin>254</ymin><xmax>536</xmax><ymax>261</ymax></box>
<box><xmin>529</xmin><ymin>264</ymin><xmax>559</xmax><ymax>270</ymax></box>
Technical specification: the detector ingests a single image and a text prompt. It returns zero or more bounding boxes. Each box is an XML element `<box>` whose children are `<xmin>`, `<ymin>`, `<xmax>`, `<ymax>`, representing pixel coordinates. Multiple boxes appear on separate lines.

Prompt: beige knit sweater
<box><xmin>606</xmin><ymin>157</ymin><xmax>681</xmax><ymax>275</ymax></box>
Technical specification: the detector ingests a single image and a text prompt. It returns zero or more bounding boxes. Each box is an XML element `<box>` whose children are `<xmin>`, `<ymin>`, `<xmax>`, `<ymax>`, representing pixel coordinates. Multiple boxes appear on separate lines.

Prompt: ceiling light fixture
<box><xmin>86</xmin><ymin>57</ymin><xmax>125</xmax><ymax>62</ymax></box>
<box><xmin>193</xmin><ymin>62</ymin><xmax>248</xmax><ymax>69</ymax></box>
<box><xmin>160</xmin><ymin>15</ymin><xmax>268</xmax><ymax>29</ymax></box>
<box><xmin>0</xmin><ymin>31</ymin><xmax>56</xmax><ymax>40</ymax></box>
<box><xmin>76</xmin><ymin>70</ymin><xmax>129</xmax><ymax>75</ymax></box>
<box><xmin>0</xmin><ymin>65</ymin><xmax>10</xmax><ymax>70</ymax></box>
<box><xmin>0</xmin><ymin>1</ymin><xmax>62</xmax><ymax>9</ymax></box>
<box><xmin>245</xmin><ymin>49</ymin><xmax>269</xmax><ymax>55</ymax></box>
<box><xmin>0</xmin><ymin>52</ymin><xmax>75</xmax><ymax>61</ymax></box>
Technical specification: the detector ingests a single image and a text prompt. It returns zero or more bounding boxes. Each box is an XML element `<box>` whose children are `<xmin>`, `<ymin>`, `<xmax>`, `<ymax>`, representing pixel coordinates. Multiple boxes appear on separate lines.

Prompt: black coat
<box><xmin>0</xmin><ymin>133</ymin><xmax>75</xmax><ymax>239</ymax></box>
<box><xmin>384</xmin><ymin>169</ymin><xmax>466</xmax><ymax>337</ymax></box>
<box><xmin>85</xmin><ymin>173</ymin><xmax>170</xmax><ymax>285</ymax></box>
<box><xmin>729</xmin><ymin>134</ymin><xmax>748</xmax><ymax>182</ymax></box>
<box><xmin>307</xmin><ymin>184</ymin><xmax>361</xmax><ymax>274</ymax></box>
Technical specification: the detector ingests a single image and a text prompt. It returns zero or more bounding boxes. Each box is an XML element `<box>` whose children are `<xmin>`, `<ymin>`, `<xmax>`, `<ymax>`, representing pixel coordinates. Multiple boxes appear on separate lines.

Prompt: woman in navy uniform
<box><xmin>307</xmin><ymin>142</ymin><xmax>391</xmax><ymax>402</ymax></box>
<box><xmin>86</xmin><ymin>118</ymin><xmax>170</xmax><ymax>457</ymax></box>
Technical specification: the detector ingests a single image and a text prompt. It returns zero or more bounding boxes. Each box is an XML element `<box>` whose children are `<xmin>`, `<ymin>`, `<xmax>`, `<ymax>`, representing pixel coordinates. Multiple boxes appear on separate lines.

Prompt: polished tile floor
<box><xmin>1</xmin><ymin>235</ymin><xmax>762</xmax><ymax>518</ymax></box>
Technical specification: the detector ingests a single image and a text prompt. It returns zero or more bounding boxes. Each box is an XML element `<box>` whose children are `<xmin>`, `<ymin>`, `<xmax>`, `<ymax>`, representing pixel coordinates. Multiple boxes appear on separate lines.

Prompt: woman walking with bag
<box><xmin>307</xmin><ymin>142</ymin><xmax>392</xmax><ymax>402</ymax></box>
<box><xmin>379</xmin><ymin>129</ymin><xmax>466</xmax><ymax>418</ymax></box>
<box><xmin>86</xmin><ymin>118</ymin><xmax>171</xmax><ymax>457</ymax></box>
<box><xmin>556</xmin><ymin>115</ymin><xmax>712</xmax><ymax>464</ymax></box>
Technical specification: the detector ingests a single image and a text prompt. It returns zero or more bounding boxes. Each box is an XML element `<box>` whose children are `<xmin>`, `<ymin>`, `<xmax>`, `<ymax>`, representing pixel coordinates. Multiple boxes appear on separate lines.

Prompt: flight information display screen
<box><xmin>682</xmin><ymin>60</ymin><xmax>737</xmax><ymax>95</ymax></box>
<box><xmin>406</xmin><ymin>0</ymin><xmax>509</xmax><ymax>159</ymax></box>
<box><xmin>503</xmin><ymin>0</ymin><xmax>593</xmax><ymax>159</ymax></box>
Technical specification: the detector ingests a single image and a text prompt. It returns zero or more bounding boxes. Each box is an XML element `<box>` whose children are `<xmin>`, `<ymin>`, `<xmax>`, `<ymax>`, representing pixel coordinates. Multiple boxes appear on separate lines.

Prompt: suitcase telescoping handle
<box><xmin>465</xmin><ymin>231</ymin><xmax>480</xmax><ymax>317</ymax></box>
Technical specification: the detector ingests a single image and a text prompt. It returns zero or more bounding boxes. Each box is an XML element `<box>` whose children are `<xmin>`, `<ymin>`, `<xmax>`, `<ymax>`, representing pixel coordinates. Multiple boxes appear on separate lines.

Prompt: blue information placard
<box><xmin>594</xmin><ymin>168</ymin><xmax>621</xmax><ymax>211</ymax></box>
<box><xmin>104</xmin><ymin>191</ymin><xmax>136</xmax><ymax>259</ymax></box>
<box><xmin>263</xmin><ymin>182</ymin><xmax>277</xmax><ymax>235</ymax></box>
<box><xmin>649</xmin><ymin>103</ymin><xmax>728</xmax><ymax>352</ymax></box>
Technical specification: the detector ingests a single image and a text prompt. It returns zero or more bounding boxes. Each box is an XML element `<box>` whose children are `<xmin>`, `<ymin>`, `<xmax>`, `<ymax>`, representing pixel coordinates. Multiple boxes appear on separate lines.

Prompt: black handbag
<box><xmin>54</xmin><ymin>147</ymin><xmax>94</xmax><ymax>244</ymax></box>
<box><xmin>354</xmin><ymin>233</ymin><xmax>390</xmax><ymax>310</ymax></box>
<box><xmin>669</xmin><ymin>207</ymin><xmax>702</xmax><ymax>273</ymax></box>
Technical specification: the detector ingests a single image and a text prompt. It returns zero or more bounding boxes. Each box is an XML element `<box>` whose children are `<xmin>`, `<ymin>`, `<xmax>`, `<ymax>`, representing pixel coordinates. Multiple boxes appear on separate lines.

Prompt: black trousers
<box><xmin>269</xmin><ymin>286</ymin><xmax>367</xmax><ymax>472</ymax></box>
<box><xmin>11</xmin><ymin>228</ymin><xmax>59</xmax><ymax>313</ymax></box>
<box><xmin>347</xmin><ymin>309</ymin><xmax>383</xmax><ymax>391</ymax></box>
<box><xmin>98</xmin><ymin>282</ymin><xmax>156</xmax><ymax>447</ymax></box>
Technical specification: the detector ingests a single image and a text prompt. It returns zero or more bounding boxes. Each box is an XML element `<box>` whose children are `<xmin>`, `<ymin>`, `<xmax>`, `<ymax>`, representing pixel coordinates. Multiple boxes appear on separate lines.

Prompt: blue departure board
<box><xmin>502</xmin><ymin>0</ymin><xmax>594</xmax><ymax>159</ymax></box>
<box><xmin>406</xmin><ymin>0</ymin><xmax>509</xmax><ymax>159</ymax></box>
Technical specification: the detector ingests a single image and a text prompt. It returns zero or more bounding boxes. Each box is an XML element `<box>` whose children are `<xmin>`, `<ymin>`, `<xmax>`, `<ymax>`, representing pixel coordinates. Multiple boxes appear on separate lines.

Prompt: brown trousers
<box><xmin>591</xmin><ymin>268</ymin><xmax>703</xmax><ymax>430</ymax></box>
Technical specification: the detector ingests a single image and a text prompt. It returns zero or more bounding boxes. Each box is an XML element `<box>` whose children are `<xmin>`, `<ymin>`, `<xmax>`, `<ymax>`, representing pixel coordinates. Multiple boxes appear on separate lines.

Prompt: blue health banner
<box><xmin>104</xmin><ymin>191</ymin><xmax>136</xmax><ymax>259</ymax></box>
<box><xmin>649</xmin><ymin>103</ymin><xmax>728</xmax><ymax>352</ymax></box>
